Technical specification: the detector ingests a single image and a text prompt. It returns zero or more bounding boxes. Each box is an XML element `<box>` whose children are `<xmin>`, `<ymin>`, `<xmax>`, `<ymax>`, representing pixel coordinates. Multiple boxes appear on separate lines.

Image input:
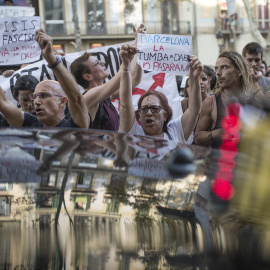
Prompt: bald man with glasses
<box><xmin>0</xmin><ymin>29</ymin><xmax>91</xmax><ymax>129</ymax></box>
<box><xmin>70</xmin><ymin>24</ymin><xmax>146</xmax><ymax>131</ymax></box>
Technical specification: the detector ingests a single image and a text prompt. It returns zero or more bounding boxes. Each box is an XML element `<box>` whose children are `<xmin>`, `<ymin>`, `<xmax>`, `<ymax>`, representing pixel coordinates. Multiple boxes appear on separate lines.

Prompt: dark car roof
<box><xmin>0</xmin><ymin>127</ymin><xmax>269</xmax><ymax>270</ymax></box>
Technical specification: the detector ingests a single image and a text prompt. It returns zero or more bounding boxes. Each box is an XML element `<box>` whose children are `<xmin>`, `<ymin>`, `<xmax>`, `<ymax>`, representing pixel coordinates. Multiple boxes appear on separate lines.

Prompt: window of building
<box><xmin>0</xmin><ymin>197</ymin><xmax>11</xmax><ymax>216</ymax></box>
<box><xmin>0</xmin><ymin>183</ymin><xmax>12</xmax><ymax>191</ymax></box>
<box><xmin>44</xmin><ymin>0</ymin><xmax>65</xmax><ymax>36</ymax></box>
<box><xmin>78</xmin><ymin>155</ymin><xmax>98</xmax><ymax>168</ymax></box>
<box><xmin>161</xmin><ymin>0</ymin><xmax>180</xmax><ymax>34</ymax></box>
<box><xmin>90</xmin><ymin>43</ymin><xmax>103</xmax><ymax>49</ymax></box>
<box><xmin>141</xmin><ymin>178</ymin><xmax>158</xmax><ymax>195</ymax></box>
<box><xmin>257</xmin><ymin>0</ymin><xmax>269</xmax><ymax>30</ymax></box>
<box><xmin>87</xmin><ymin>0</ymin><xmax>105</xmax><ymax>34</ymax></box>
<box><xmin>76</xmin><ymin>172</ymin><xmax>93</xmax><ymax>189</ymax></box>
<box><xmin>36</xmin><ymin>193</ymin><xmax>59</xmax><ymax>208</ymax></box>
<box><xmin>40</xmin><ymin>171</ymin><xmax>58</xmax><ymax>187</ymax></box>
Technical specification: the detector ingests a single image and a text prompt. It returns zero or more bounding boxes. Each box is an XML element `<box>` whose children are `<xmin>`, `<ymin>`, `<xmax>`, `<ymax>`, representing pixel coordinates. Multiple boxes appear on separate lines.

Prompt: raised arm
<box><xmin>35</xmin><ymin>29</ymin><xmax>90</xmax><ymax>129</ymax></box>
<box><xmin>84</xmin><ymin>24</ymin><xmax>145</xmax><ymax>107</ymax></box>
<box><xmin>0</xmin><ymin>86</ymin><xmax>24</xmax><ymax>127</ymax></box>
<box><xmin>181</xmin><ymin>55</ymin><xmax>202</xmax><ymax>141</ymax></box>
<box><xmin>119</xmin><ymin>44</ymin><xmax>138</xmax><ymax>132</ymax></box>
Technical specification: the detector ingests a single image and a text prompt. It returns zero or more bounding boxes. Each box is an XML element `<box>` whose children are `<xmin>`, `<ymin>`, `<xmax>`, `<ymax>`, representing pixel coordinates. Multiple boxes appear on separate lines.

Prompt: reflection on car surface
<box><xmin>0</xmin><ymin>124</ymin><xmax>270</xmax><ymax>269</ymax></box>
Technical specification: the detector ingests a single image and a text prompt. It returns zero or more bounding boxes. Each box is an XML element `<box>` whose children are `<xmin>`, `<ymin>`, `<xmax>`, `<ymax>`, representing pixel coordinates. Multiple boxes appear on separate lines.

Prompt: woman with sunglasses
<box><xmin>118</xmin><ymin>44</ymin><xmax>202</xmax><ymax>143</ymax></box>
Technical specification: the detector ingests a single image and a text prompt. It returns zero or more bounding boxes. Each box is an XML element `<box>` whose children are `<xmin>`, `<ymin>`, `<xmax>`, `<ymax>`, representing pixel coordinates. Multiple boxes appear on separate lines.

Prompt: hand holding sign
<box><xmin>133</xmin><ymin>23</ymin><xmax>147</xmax><ymax>47</ymax></box>
<box><xmin>0</xmin><ymin>16</ymin><xmax>41</xmax><ymax>65</ymax></box>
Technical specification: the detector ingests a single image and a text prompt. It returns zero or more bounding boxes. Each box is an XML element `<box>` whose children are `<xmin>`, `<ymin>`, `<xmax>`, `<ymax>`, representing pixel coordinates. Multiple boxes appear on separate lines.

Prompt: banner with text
<box><xmin>137</xmin><ymin>33</ymin><xmax>192</xmax><ymax>74</ymax></box>
<box><xmin>0</xmin><ymin>41</ymin><xmax>183</xmax><ymax>120</ymax></box>
<box><xmin>0</xmin><ymin>16</ymin><xmax>41</xmax><ymax>66</ymax></box>
<box><xmin>0</xmin><ymin>6</ymin><xmax>35</xmax><ymax>18</ymax></box>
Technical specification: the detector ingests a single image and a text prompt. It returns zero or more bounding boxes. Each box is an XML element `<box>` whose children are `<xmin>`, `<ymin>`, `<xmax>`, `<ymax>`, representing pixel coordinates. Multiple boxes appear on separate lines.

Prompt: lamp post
<box><xmin>216</xmin><ymin>31</ymin><xmax>224</xmax><ymax>54</ymax></box>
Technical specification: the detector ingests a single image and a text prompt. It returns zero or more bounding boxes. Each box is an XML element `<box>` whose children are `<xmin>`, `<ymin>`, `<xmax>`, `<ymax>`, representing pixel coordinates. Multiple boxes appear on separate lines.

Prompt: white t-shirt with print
<box><xmin>128</xmin><ymin>115</ymin><xmax>193</xmax><ymax>144</ymax></box>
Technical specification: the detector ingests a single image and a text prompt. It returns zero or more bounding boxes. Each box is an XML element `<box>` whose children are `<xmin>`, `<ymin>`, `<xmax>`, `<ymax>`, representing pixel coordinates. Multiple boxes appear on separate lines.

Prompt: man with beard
<box><xmin>194</xmin><ymin>51</ymin><xmax>252</xmax><ymax>148</ymax></box>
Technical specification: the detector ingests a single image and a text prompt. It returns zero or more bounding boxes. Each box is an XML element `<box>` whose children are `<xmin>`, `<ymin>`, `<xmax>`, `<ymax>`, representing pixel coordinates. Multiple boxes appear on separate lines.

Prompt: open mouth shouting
<box><xmin>146</xmin><ymin>118</ymin><xmax>155</xmax><ymax>126</ymax></box>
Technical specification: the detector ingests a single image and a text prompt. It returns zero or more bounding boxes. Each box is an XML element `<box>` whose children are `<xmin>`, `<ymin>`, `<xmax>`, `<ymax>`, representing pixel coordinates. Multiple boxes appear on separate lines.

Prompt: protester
<box><xmin>118</xmin><ymin>43</ymin><xmax>202</xmax><ymax>143</ymax></box>
<box><xmin>260</xmin><ymin>60</ymin><xmax>267</xmax><ymax>75</ymax></box>
<box><xmin>0</xmin><ymin>29</ymin><xmax>90</xmax><ymax>129</ymax></box>
<box><xmin>4</xmin><ymin>0</ymin><xmax>13</xmax><ymax>6</ymax></box>
<box><xmin>0</xmin><ymin>75</ymin><xmax>39</xmax><ymax>127</ymax></box>
<box><xmin>242</xmin><ymin>42</ymin><xmax>270</xmax><ymax>94</ymax></box>
<box><xmin>265</xmin><ymin>70</ymin><xmax>270</xmax><ymax>78</ymax></box>
<box><xmin>12</xmin><ymin>75</ymin><xmax>39</xmax><ymax>114</ymax></box>
<box><xmin>70</xmin><ymin>24</ymin><xmax>145</xmax><ymax>131</ymax></box>
<box><xmin>195</xmin><ymin>51</ymin><xmax>253</xmax><ymax>148</ymax></box>
<box><xmin>202</xmin><ymin>65</ymin><xmax>216</xmax><ymax>94</ymax></box>
<box><xmin>181</xmin><ymin>68</ymin><xmax>210</xmax><ymax>114</ymax></box>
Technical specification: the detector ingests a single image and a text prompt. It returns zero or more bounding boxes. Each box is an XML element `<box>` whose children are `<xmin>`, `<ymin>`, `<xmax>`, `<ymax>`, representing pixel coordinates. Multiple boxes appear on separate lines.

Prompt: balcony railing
<box><xmin>255</xmin><ymin>19</ymin><xmax>270</xmax><ymax>32</ymax></box>
<box><xmin>215</xmin><ymin>18</ymin><xmax>243</xmax><ymax>33</ymax></box>
<box><xmin>44</xmin><ymin>20</ymin><xmax>191</xmax><ymax>37</ymax></box>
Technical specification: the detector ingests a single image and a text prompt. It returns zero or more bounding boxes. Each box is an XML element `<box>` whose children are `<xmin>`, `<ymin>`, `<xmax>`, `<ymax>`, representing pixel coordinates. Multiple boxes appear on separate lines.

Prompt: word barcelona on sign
<box><xmin>137</xmin><ymin>33</ymin><xmax>192</xmax><ymax>75</ymax></box>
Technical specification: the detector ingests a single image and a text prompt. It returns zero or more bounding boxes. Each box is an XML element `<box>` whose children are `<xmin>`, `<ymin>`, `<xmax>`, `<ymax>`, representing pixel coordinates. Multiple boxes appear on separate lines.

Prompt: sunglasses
<box><xmin>138</xmin><ymin>106</ymin><xmax>163</xmax><ymax>114</ymax></box>
<box><xmin>29</xmin><ymin>92</ymin><xmax>63</xmax><ymax>100</ymax></box>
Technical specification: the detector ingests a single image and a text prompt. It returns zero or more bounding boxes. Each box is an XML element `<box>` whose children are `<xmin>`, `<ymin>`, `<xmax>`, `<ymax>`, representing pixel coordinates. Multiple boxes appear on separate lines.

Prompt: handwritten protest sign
<box><xmin>0</xmin><ymin>41</ymin><xmax>183</xmax><ymax>120</ymax></box>
<box><xmin>137</xmin><ymin>33</ymin><xmax>192</xmax><ymax>74</ymax></box>
<box><xmin>0</xmin><ymin>16</ymin><xmax>41</xmax><ymax>66</ymax></box>
<box><xmin>0</xmin><ymin>6</ymin><xmax>35</xmax><ymax>18</ymax></box>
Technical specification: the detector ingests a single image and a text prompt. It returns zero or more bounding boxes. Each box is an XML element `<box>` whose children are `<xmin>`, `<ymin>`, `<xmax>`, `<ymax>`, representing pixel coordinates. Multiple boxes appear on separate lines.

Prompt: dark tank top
<box><xmin>211</xmin><ymin>93</ymin><xmax>227</xmax><ymax>149</ymax></box>
<box><xmin>92</xmin><ymin>98</ymin><xmax>119</xmax><ymax>131</ymax></box>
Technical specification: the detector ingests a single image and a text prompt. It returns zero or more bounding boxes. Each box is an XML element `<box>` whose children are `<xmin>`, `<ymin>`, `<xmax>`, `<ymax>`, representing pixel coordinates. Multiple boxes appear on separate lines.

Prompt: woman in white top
<box><xmin>119</xmin><ymin>44</ymin><xmax>203</xmax><ymax>144</ymax></box>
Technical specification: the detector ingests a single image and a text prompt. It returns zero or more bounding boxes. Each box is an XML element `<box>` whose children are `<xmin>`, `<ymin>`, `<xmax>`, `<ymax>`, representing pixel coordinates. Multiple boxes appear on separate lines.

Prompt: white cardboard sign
<box><xmin>0</xmin><ymin>16</ymin><xmax>41</xmax><ymax>66</ymax></box>
<box><xmin>0</xmin><ymin>41</ymin><xmax>182</xmax><ymax>120</ymax></box>
<box><xmin>0</xmin><ymin>6</ymin><xmax>35</xmax><ymax>18</ymax></box>
<box><xmin>137</xmin><ymin>33</ymin><xmax>192</xmax><ymax>74</ymax></box>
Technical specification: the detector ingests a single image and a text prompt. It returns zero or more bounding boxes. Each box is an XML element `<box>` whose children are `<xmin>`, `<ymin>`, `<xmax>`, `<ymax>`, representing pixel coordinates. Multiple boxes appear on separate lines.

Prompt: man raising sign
<box><xmin>0</xmin><ymin>29</ymin><xmax>91</xmax><ymax>129</ymax></box>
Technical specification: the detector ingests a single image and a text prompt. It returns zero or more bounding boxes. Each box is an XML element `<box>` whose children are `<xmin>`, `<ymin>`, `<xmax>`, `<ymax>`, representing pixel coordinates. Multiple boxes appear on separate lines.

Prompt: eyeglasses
<box><xmin>138</xmin><ymin>106</ymin><xmax>163</xmax><ymax>114</ymax></box>
<box><xmin>90</xmin><ymin>59</ymin><xmax>102</xmax><ymax>69</ymax></box>
<box><xmin>29</xmin><ymin>92</ymin><xmax>63</xmax><ymax>100</ymax></box>
<box><xmin>19</xmin><ymin>98</ymin><xmax>32</xmax><ymax>104</ymax></box>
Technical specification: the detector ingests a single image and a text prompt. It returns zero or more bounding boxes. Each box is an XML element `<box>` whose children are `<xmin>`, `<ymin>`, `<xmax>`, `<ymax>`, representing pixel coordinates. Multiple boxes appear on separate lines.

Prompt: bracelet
<box><xmin>253</xmin><ymin>88</ymin><xmax>261</xmax><ymax>96</ymax></box>
<box><xmin>47</xmin><ymin>56</ymin><xmax>61</xmax><ymax>69</ymax></box>
<box><xmin>209</xmin><ymin>130</ymin><xmax>216</xmax><ymax>143</ymax></box>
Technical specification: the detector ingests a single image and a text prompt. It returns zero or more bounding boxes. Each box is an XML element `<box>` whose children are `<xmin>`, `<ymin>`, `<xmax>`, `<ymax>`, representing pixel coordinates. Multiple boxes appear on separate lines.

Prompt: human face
<box><xmin>244</xmin><ymin>53</ymin><xmax>262</xmax><ymax>69</ymax></box>
<box><xmin>17</xmin><ymin>90</ymin><xmax>35</xmax><ymax>114</ymax></box>
<box><xmin>5</xmin><ymin>1</ymin><xmax>13</xmax><ymax>6</ymax></box>
<box><xmin>260</xmin><ymin>63</ymin><xmax>266</xmax><ymax>75</ymax></box>
<box><xmin>84</xmin><ymin>56</ymin><xmax>109</xmax><ymax>82</ymax></box>
<box><xmin>215</xmin><ymin>57</ymin><xmax>241</xmax><ymax>91</ymax></box>
<box><xmin>199</xmin><ymin>72</ymin><xmax>209</xmax><ymax>94</ymax></box>
<box><xmin>138</xmin><ymin>95</ymin><xmax>168</xmax><ymax>137</ymax></box>
<box><xmin>33</xmin><ymin>82</ymin><xmax>64</xmax><ymax>126</ymax></box>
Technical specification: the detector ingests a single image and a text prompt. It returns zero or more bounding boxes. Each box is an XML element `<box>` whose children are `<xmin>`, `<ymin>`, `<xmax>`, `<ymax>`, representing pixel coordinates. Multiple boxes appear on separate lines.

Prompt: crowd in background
<box><xmin>1</xmin><ymin>23</ymin><xmax>270</xmax><ymax>150</ymax></box>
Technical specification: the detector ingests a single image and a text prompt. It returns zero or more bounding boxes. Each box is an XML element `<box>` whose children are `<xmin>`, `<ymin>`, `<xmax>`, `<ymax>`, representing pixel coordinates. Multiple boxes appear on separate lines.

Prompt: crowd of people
<box><xmin>1</xmin><ymin>24</ymin><xmax>270</xmax><ymax>149</ymax></box>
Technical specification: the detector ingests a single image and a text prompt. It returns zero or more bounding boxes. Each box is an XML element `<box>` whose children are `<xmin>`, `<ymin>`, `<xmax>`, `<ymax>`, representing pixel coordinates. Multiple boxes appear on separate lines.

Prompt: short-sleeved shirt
<box><xmin>128</xmin><ymin>115</ymin><xmax>193</xmax><ymax>144</ymax></box>
<box><xmin>258</xmin><ymin>76</ymin><xmax>270</xmax><ymax>94</ymax></box>
<box><xmin>22</xmin><ymin>112</ymin><xmax>86</xmax><ymax>128</ymax></box>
